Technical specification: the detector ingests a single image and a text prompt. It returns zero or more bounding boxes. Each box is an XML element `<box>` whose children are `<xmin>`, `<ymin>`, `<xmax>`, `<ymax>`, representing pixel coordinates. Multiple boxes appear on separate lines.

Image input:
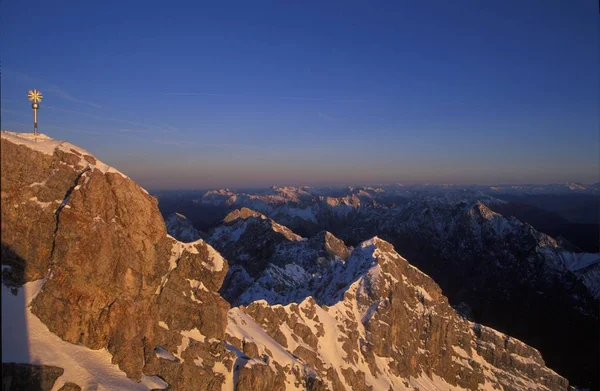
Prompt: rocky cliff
<box><xmin>1</xmin><ymin>132</ymin><xmax>232</xmax><ymax>390</ymax></box>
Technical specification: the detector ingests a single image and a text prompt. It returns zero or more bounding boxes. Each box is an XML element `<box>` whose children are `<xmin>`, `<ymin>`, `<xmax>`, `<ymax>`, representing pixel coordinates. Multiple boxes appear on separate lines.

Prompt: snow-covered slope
<box><xmin>165</xmin><ymin>212</ymin><xmax>203</xmax><ymax>242</ymax></box>
<box><xmin>1</xmin><ymin>131</ymin><xmax>131</xmax><ymax>181</ymax></box>
<box><xmin>1</xmin><ymin>279</ymin><xmax>167</xmax><ymax>390</ymax></box>
<box><xmin>222</xmin><ymin>237</ymin><xmax>569</xmax><ymax>390</ymax></box>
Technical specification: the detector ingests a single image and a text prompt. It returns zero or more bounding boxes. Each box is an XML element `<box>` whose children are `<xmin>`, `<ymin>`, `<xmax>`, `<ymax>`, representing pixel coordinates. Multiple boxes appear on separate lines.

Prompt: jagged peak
<box><xmin>165</xmin><ymin>212</ymin><xmax>203</xmax><ymax>243</ymax></box>
<box><xmin>214</xmin><ymin>208</ymin><xmax>303</xmax><ymax>243</ymax></box>
<box><xmin>307</xmin><ymin>230</ymin><xmax>351</xmax><ymax>260</ymax></box>
<box><xmin>203</xmin><ymin>188</ymin><xmax>234</xmax><ymax>196</ymax></box>
<box><xmin>168</xmin><ymin>212</ymin><xmax>189</xmax><ymax>220</ymax></box>
<box><xmin>311</xmin><ymin>230</ymin><xmax>340</xmax><ymax>243</ymax></box>
<box><xmin>165</xmin><ymin>234</ymin><xmax>226</xmax><ymax>273</ymax></box>
<box><xmin>223</xmin><ymin>207</ymin><xmax>267</xmax><ymax>223</ymax></box>
<box><xmin>351</xmin><ymin>236</ymin><xmax>434</xmax><ymax>281</ymax></box>
<box><xmin>322</xmin><ymin>193</ymin><xmax>361</xmax><ymax>207</ymax></box>
<box><xmin>357</xmin><ymin>236</ymin><xmax>394</xmax><ymax>252</ymax></box>
<box><xmin>469</xmin><ymin>201</ymin><xmax>503</xmax><ymax>221</ymax></box>
<box><xmin>268</xmin><ymin>219</ymin><xmax>303</xmax><ymax>242</ymax></box>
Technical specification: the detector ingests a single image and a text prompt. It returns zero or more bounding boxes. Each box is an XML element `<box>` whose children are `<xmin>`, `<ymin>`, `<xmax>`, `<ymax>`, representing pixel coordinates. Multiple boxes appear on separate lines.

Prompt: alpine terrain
<box><xmin>1</xmin><ymin>131</ymin><xmax>595</xmax><ymax>390</ymax></box>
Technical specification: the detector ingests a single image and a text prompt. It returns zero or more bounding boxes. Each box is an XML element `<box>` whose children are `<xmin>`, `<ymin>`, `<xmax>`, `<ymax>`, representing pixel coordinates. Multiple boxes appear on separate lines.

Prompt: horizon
<box><xmin>4</xmin><ymin>129</ymin><xmax>597</xmax><ymax>193</ymax></box>
<box><xmin>2</xmin><ymin>1</ymin><xmax>599</xmax><ymax>189</ymax></box>
<box><xmin>147</xmin><ymin>180</ymin><xmax>600</xmax><ymax>193</ymax></box>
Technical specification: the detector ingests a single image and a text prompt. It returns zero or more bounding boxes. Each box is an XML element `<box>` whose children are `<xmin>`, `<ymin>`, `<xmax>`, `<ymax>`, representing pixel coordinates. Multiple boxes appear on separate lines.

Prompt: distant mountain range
<box><xmin>163</xmin><ymin>184</ymin><xmax>599</xmax><ymax>388</ymax></box>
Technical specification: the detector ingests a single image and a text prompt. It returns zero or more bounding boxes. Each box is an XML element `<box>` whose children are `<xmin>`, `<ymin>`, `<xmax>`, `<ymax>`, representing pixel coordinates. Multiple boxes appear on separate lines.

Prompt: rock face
<box><xmin>1</xmin><ymin>363</ymin><xmax>66</xmax><ymax>391</ymax></box>
<box><xmin>1</xmin><ymin>131</ymin><xmax>572</xmax><ymax>390</ymax></box>
<box><xmin>1</xmin><ymin>132</ymin><xmax>232</xmax><ymax>390</ymax></box>
<box><xmin>378</xmin><ymin>200</ymin><xmax>599</xmax><ymax>388</ymax></box>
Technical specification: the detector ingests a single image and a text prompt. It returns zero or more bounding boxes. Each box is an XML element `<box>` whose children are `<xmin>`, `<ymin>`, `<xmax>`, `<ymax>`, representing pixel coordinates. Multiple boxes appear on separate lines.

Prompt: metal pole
<box><xmin>33</xmin><ymin>107</ymin><xmax>38</xmax><ymax>136</ymax></box>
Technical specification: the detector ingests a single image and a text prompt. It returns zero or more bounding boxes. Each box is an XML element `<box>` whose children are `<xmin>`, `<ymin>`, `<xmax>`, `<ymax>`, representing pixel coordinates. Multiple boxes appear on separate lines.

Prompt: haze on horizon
<box><xmin>1</xmin><ymin>1</ymin><xmax>598</xmax><ymax>190</ymax></box>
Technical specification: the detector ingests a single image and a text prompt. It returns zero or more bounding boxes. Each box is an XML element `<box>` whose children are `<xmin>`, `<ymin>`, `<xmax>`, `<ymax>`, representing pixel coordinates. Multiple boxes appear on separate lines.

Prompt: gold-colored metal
<box><xmin>28</xmin><ymin>89</ymin><xmax>43</xmax><ymax>103</ymax></box>
<box><xmin>28</xmin><ymin>89</ymin><xmax>43</xmax><ymax>135</ymax></box>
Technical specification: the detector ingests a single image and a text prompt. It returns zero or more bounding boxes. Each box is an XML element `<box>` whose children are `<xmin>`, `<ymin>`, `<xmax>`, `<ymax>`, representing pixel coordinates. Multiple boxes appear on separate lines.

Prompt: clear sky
<box><xmin>1</xmin><ymin>1</ymin><xmax>598</xmax><ymax>190</ymax></box>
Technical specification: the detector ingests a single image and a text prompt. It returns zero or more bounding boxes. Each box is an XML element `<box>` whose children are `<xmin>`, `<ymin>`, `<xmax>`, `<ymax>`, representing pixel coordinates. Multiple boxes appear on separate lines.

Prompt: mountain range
<box><xmin>1</xmin><ymin>131</ymin><xmax>598</xmax><ymax>390</ymax></box>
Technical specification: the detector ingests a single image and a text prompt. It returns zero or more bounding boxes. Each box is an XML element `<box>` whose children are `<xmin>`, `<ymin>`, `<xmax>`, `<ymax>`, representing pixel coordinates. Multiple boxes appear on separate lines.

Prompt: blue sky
<box><xmin>1</xmin><ymin>1</ymin><xmax>598</xmax><ymax>189</ymax></box>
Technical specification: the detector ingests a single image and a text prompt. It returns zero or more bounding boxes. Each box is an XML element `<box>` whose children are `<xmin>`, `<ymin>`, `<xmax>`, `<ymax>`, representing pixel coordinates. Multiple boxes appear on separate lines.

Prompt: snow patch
<box><xmin>181</xmin><ymin>328</ymin><xmax>206</xmax><ymax>343</ymax></box>
<box><xmin>1</xmin><ymin>280</ymin><xmax>153</xmax><ymax>390</ymax></box>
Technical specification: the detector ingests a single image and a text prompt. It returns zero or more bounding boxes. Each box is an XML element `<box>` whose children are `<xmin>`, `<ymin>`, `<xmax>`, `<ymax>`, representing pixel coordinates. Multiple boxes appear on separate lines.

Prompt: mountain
<box><xmin>1</xmin><ymin>132</ymin><xmax>231</xmax><ymax>390</ymax></box>
<box><xmin>485</xmin><ymin>183</ymin><xmax>600</xmax><ymax>195</ymax></box>
<box><xmin>0</xmin><ymin>131</ymin><xmax>579</xmax><ymax>390</ymax></box>
<box><xmin>206</xmin><ymin>208</ymin><xmax>351</xmax><ymax>306</ymax></box>
<box><xmin>192</xmin><ymin>186</ymin><xmax>599</xmax><ymax>389</ymax></box>
<box><xmin>165</xmin><ymin>212</ymin><xmax>204</xmax><ymax>242</ymax></box>
<box><xmin>225</xmin><ymin>237</ymin><xmax>569</xmax><ymax>391</ymax></box>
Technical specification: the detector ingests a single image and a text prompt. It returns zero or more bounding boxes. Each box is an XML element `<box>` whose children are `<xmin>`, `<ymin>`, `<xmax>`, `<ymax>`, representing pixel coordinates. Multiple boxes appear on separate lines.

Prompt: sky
<box><xmin>1</xmin><ymin>1</ymin><xmax>598</xmax><ymax>190</ymax></box>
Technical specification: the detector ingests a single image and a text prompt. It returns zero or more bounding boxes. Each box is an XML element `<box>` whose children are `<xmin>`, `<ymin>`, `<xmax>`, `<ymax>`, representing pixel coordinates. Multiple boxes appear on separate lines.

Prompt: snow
<box><xmin>1</xmin><ymin>131</ymin><xmax>63</xmax><ymax>155</ymax></box>
<box><xmin>452</xmin><ymin>345</ymin><xmax>470</xmax><ymax>358</ymax></box>
<box><xmin>174</xmin><ymin>335</ymin><xmax>190</xmax><ymax>362</ymax></box>
<box><xmin>1</xmin><ymin>131</ymin><xmax>153</xmax><ymax>195</ymax></box>
<box><xmin>28</xmin><ymin>197</ymin><xmax>54</xmax><ymax>208</ymax></box>
<box><xmin>29</xmin><ymin>179</ymin><xmax>48</xmax><ymax>187</ymax></box>
<box><xmin>155</xmin><ymin>239</ymin><xmax>185</xmax><ymax>294</ymax></box>
<box><xmin>165</xmin><ymin>213</ymin><xmax>202</xmax><ymax>242</ymax></box>
<box><xmin>283</xmin><ymin>206</ymin><xmax>317</xmax><ymax>223</ymax></box>
<box><xmin>167</xmin><ymin>237</ymin><xmax>224</xmax><ymax>273</ymax></box>
<box><xmin>186</xmin><ymin>278</ymin><xmax>209</xmax><ymax>292</ymax></box>
<box><xmin>306</xmin><ymin>303</ymin><xmax>353</xmax><ymax>388</ymax></box>
<box><xmin>540</xmin><ymin>250</ymin><xmax>600</xmax><ymax>299</ymax></box>
<box><xmin>140</xmin><ymin>375</ymin><xmax>169</xmax><ymax>389</ymax></box>
<box><xmin>271</xmin><ymin>221</ymin><xmax>303</xmax><ymax>241</ymax></box>
<box><xmin>183</xmin><ymin>242</ymin><xmax>199</xmax><ymax>254</ymax></box>
<box><xmin>1</xmin><ymin>280</ymin><xmax>158</xmax><ymax>390</ymax></box>
<box><xmin>231</xmin><ymin>278</ymin><xmax>481</xmax><ymax>391</ymax></box>
<box><xmin>158</xmin><ymin>321</ymin><xmax>169</xmax><ymax>330</ymax></box>
<box><xmin>155</xmin><ymin>345</ymin><xmax>178</xmax><ymax>361</ymax></box>
<box><xmin>227</xmin><ymin>308</ymin><xmax>299</xmax><ymax>369</ymax></box>
<box><xmin>212</xmin><ymin>360</ymin><xmax>234</xmax><ymax>391</ymax></box>
<box><xmin>181</xmin><ymin>328</ymin><xmax>206</xmax><ymax>343</ymax></box>
<box><xmin>410</xmin><ymin>372</ymin><xmax>469</xmax><ymax>391</ymax></box>
<box><xmin>558</xmin><ymin>252</ymin><xmax>599</xmax><ymax>272</ymax></box>
<box><xmin>224</xmin><ymin>232</ymin><xmax>506</xmax><ymax>391</ymax></box>
<box><xmin>415</xmin><ymin>286</ymin><xmax>433</xmax><ymax>302</ymax></box>
<box><xmin>216</xmin><ymin>222</ymin><xmax>249</xmax><ymax>242</ymax></box>
<box><xmin>206</xmin><ymin>244</ymin><xmax>226</xmax><ymax>272</ymax></box>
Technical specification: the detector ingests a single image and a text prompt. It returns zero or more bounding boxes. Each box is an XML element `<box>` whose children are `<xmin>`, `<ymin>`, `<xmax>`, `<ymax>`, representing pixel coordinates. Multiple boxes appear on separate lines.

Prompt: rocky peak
<box><xmin>1</xmin><ymin>132</ymin><xmax>233</xmax><ymax>390</ymax></box>
<box><xmin>323</xmin><ymin>194</ymin><xmax>361</xmax><ymax>208</ymax></box>
<box><xmin>223</xmin><ymin>207</ymin><xmax>266</xmax><ymax>224</ymax></box>
<box><xmin>307</xmin><ymin>231</ymin><xmax>351</xmax><ymax>261</ymax></box>
<box><xmin>201</xmin><ymin>188</ymin><xmax>237</xmax><ymax>206</ymax></box>
<box><xmin>210</xmin><ymin>220</ymin><xmax>351</xmax><ymax>306</ymax></box>
<box><xmin>469</xmin><ymin>201</ymin><xmax>500</xmax><ymax>220</ymax></box>
<box><xmin>229</xmin><ymin>235</ymin><xmax>569</xmax><ymax>390</ymax></box>
<box><xmin>165</xmin><ymin>212</ymin><xmax>203</xmax><ymax>242</ymax></box>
